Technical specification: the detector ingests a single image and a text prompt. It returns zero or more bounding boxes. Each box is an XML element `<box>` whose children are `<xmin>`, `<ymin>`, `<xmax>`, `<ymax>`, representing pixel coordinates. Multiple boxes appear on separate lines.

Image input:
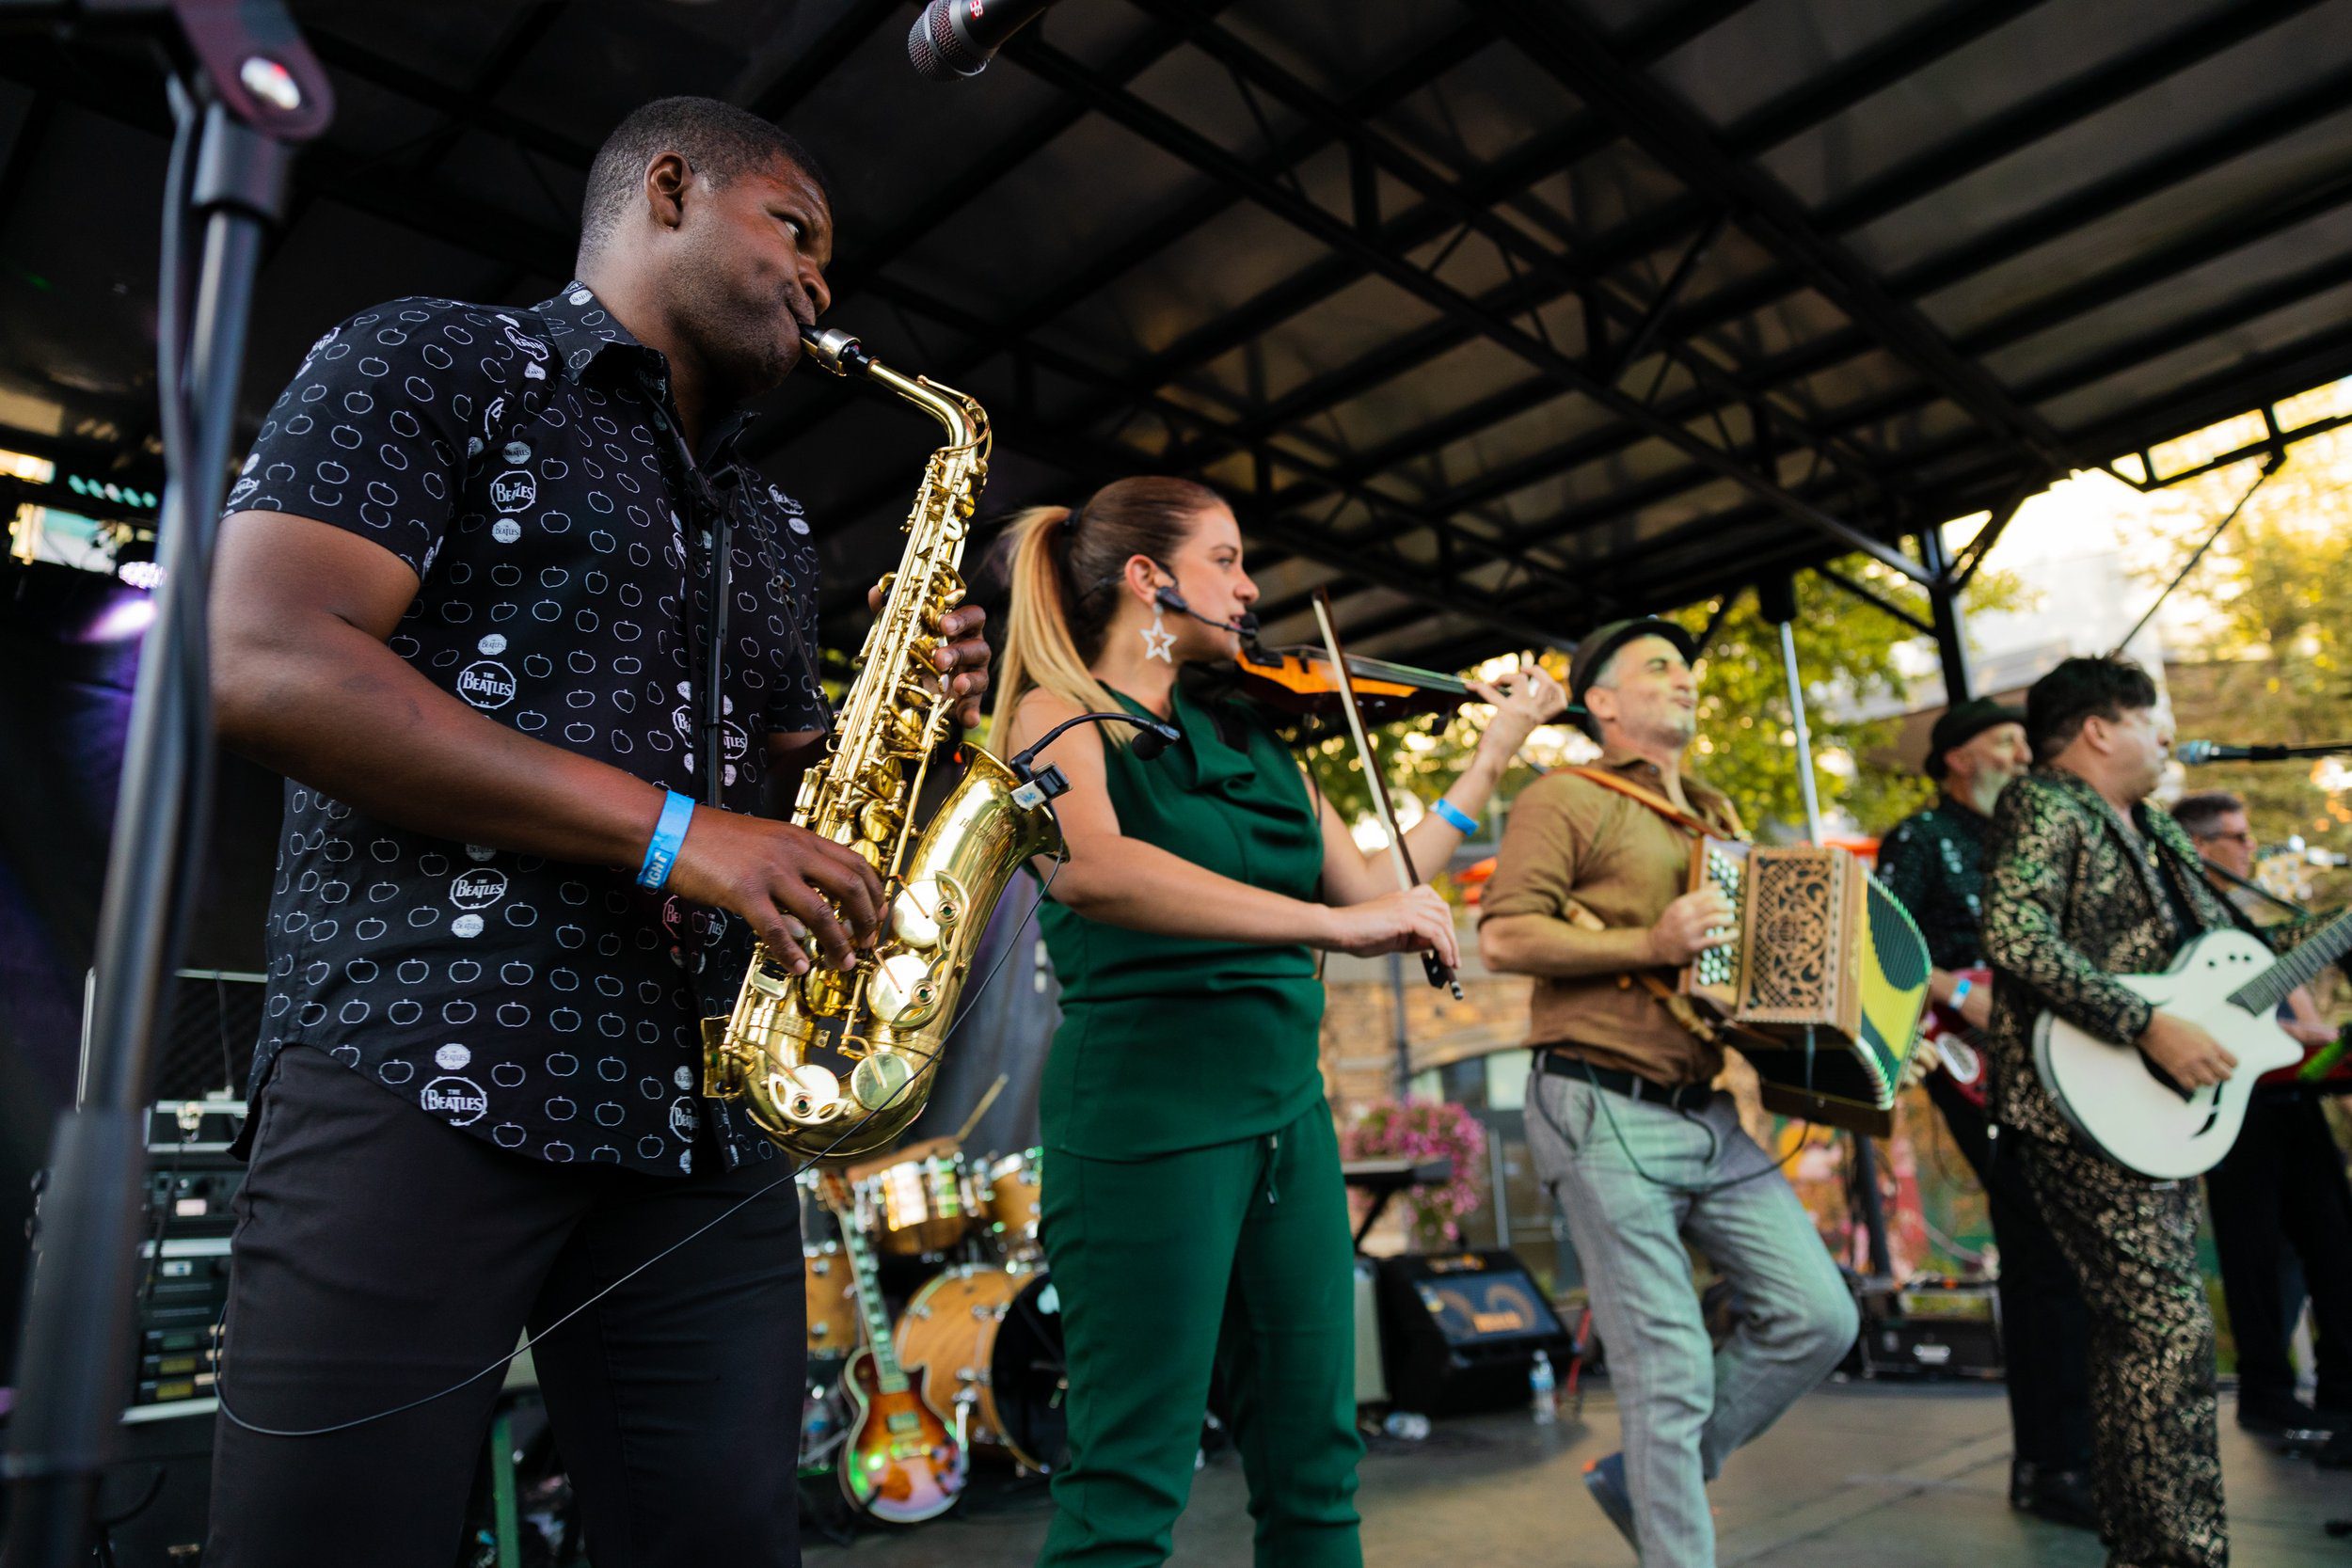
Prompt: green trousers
<box><xmin>1037</xmin><ymin>1101</ymin><xmax>1364</xmax><ymax>1568</ymax></box>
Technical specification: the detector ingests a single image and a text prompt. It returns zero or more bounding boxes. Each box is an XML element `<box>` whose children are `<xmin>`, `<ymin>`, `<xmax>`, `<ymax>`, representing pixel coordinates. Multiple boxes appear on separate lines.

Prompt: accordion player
<box><xmin>1681</xmin><ymin>837</ymin><xmax>1933</xmax><ymax>1134</ymax></box>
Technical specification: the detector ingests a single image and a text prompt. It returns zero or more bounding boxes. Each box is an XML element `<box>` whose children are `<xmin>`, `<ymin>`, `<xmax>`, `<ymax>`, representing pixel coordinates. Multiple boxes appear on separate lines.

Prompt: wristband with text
<box><xmin>637</xmin><ymin>790</ymin><xmax>695</xmax><ymax>891</ymax></box>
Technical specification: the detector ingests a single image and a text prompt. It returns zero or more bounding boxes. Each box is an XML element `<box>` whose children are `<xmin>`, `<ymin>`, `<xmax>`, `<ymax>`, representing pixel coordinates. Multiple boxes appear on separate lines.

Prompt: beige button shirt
<box><xmin>1478</xmin><ymin>749</ymin><xmax>1744</xmax><ymax>1087</ymax></box>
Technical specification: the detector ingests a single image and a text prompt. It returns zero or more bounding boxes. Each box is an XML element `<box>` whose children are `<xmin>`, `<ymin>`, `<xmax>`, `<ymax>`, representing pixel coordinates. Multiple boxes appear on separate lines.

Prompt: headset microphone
<box><xmin>1153</xmin><ymin>585</ymin><xmax>1259</xmax><ymax>640</ymax></box>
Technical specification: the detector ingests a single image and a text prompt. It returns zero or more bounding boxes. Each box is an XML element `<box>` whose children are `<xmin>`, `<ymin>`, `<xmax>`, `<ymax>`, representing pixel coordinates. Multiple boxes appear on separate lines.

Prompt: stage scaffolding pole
<box><xmin>1760</xmin><ymin>575</ymin><xmax>1894</xmax><ymax>1281</ymax></box>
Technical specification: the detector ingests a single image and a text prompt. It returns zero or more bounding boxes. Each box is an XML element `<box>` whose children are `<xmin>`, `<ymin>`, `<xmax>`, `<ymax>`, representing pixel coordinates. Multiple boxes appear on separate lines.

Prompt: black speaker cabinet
<box><xmin>1375</xmin><ymin>1249</ymin><xmax>1573</xmax><ymax>1417</ymax></box>
<box><xmin>1852</xmin><ymin>1277</ymin><xmax>2003</xmax><ymax>1380</ymax></box>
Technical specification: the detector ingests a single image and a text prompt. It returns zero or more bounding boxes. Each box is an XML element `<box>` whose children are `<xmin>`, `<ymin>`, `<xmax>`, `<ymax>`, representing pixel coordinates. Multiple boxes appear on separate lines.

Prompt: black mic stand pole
<box><xmin>2</xmin><ymin>8</ymin><xmax>328</xmax><ymax>1565</ymax></box>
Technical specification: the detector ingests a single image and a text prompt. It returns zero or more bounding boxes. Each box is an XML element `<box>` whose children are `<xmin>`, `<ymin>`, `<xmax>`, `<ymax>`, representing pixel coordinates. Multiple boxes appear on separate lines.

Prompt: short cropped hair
<box><xmin>2025</xmin><ymin>655</ymin><xmax>2159</xmax><ymax>761</ymax></box>
<box><xmin>2171</xmin><ymin>790</ymin><xmax>2247</xmax><ymax>840</ymax></box>
<box><xmin>580</xmin><ymin>97</ymin><xmax>830</xmax><ymax>258</ymax></box>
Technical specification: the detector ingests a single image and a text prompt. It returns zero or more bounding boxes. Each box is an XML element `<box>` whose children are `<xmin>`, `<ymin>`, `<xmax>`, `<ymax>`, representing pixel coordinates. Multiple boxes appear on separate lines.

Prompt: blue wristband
<box><xmin>1948</xmin><ymin>975</ymin><xmax>1974</xmax><ymax>1011</ymax></box>
<box><xmin>637</xmin><ymin>790</ymin><xmax>695</xmax><ymax>891</ymax></box>
<box><xmin>1431</xmin><ymin>798</ymin><xmax>1479</xmax><ymax>835</ymax></box>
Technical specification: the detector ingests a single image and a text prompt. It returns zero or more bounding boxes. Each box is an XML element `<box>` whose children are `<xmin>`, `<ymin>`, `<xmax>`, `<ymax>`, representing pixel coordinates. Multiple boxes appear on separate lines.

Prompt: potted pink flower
<box><xmin>1343</xmin><ymin>1100</ymin><xmax>1487</xmax><ymax>1249</ymax></box>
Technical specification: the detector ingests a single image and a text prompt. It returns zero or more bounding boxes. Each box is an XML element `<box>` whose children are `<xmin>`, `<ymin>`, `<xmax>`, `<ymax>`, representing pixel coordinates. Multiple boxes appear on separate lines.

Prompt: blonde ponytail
<box><xmin>988</xmin><ymin>476</ymin><xmax>1223</xmax><ymax>751</ymax></box>
<box><xmin>990</xmin><ymin>505</ymin><xmax>1127</xmax><ymax>747</ymax></box>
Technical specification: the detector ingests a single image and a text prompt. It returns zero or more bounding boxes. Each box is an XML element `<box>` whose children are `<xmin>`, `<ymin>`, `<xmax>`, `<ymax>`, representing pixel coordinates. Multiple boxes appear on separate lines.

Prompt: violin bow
<box><xmin>1309</xmin><ymin>588</ymin><xmax>1463</xmax><ymax>1000</ymax></box>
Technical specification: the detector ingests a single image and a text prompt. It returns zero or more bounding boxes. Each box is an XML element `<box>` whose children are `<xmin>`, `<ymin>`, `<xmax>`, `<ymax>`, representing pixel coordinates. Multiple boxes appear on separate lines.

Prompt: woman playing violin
<box><xmin>992</xmin><ymin>476</ymin><xmax>1564</xmax><ymax>1568</ymax></box>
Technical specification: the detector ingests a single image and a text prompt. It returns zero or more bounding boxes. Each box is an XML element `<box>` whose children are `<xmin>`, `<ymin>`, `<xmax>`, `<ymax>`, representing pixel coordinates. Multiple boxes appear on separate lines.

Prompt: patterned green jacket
<box><xmin>1981</xmin><ymin>766</ymin><xmax>2239</xmax><ymax>1146</ymax></box>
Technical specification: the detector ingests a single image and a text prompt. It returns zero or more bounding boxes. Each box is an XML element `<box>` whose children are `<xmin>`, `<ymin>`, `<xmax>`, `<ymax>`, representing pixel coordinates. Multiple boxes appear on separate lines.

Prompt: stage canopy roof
<box><xmin>6</xmin><ymin>0</ymin><xmax>2352</xmax><ymax>668</ymax></box>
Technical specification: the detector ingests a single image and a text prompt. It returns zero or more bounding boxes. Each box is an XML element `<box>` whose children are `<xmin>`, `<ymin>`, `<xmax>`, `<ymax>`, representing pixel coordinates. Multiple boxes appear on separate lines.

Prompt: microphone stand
<box><xmin>2186</xmin><ymin>740</ymin><xmax>2352</xmax><ymax>763</ymax></box>
<box><xmin>2</xmin><ymin>9</ymin><xmax>328</xmax><ymax>1566</ymax></box>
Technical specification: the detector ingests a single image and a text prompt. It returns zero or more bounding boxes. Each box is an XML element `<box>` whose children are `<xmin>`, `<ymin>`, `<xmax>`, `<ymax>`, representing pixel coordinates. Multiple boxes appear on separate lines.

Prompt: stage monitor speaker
<box><xmin>1375</xmin><ymin>1249</ymin><xmax>1572</xmax><ymax>1417</ymax></box>
<box><xmin>1850</xmin><ymin>1277</ymin><xmax>2003</xmax><ymax>1381</ymax></box>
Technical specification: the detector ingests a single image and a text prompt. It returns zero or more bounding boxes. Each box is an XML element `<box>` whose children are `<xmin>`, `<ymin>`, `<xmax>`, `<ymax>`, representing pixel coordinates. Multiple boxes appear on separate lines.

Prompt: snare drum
<box><xmin>802</xmin><ymin>1243</ymin><xmax>860</xmax><ymax>1358</ymax></box>
<box><xmin>859</xmin><ymin>1150</ymin><xmax>979</xmax><ymax>1258</ymax></box>
<box><xmin>978</xmin><ymin>1148</ymin><xmax>1044</xmax><ymax>1256</ymax></box>
<box><xmin>894</xmin><ymin>1265</ymin><xmax>1068</xmax><ymax>1474</ymax></box>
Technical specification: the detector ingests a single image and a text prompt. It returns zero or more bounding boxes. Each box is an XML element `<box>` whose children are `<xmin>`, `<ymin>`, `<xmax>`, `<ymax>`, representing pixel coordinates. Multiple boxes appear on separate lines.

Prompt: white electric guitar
<box><xmin>2034</xmin><ymin>908</ymin><xmax>2352</xmax><ymax>1180</ymax></box>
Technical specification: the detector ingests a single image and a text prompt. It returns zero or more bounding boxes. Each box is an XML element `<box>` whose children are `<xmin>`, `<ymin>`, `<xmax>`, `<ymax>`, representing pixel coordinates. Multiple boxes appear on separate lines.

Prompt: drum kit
<box><xmin>800</xmin><ymin>1134</ymin><xmax>1067</xmax><ymax>1497</ymax></box>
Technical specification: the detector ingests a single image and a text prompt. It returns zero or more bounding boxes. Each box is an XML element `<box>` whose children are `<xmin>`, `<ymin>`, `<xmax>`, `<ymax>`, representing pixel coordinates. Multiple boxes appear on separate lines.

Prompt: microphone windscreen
<box><xmin>1132</xmin><ymin>722</ymin><xmax>1177</xmax><ymax>762</ymax></box>
<box><xmin>908</xmin><ymin>0</ymin><xmax>983</xmax><ymax>79</ymax></box>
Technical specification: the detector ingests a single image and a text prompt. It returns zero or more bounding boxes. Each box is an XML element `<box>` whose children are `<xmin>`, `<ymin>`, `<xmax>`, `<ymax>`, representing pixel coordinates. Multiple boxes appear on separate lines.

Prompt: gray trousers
<box><xmin>1526</xmin><ymin>1068</ymin><xmax>1858</xmax><ymax>1566</ymax></box>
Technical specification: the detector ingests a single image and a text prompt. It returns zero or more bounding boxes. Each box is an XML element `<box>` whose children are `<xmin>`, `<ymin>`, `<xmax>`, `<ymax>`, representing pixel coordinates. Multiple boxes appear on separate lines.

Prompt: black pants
<box><xmin>207</xmin><ymin>1044</ymin><xmax>805</xmax><ymax>1568</ymax></box>
<box><xmin>1926</xmin><ymin>1073</ymin><xmax>2094</xmax><ymax>1472</ymax></box>
<box><xmin>2205</xmin><ymin>1089</ymin><xmax>2352</xmax><ymax>1413</ymax></box>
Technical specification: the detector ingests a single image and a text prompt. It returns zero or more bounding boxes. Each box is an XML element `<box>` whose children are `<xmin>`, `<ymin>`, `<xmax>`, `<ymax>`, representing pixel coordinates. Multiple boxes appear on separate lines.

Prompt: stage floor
<box><xmin>804</xmin><ymin>1383</ymin><xmax>2347</xmax><ymax>1566</ymax></box>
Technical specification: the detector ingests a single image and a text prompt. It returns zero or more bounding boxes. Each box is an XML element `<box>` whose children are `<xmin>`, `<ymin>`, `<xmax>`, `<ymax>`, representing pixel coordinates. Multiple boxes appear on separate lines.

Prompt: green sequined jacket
<box><xmin>1981</xmin><ymin>766</ymin><xmax>2237</xmax><ymax>1146</ymax></box>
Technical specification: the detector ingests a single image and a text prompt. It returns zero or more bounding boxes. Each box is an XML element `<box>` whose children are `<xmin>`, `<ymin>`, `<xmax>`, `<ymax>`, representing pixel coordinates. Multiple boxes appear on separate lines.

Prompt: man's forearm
<box><xmin>217</xmin><ymin>612</ymin><xmax>669</xmax><ymax>871</ymax></box>
<box><xmin>1481</xmin><ymin>912</ymin><xmax>1659</xmax><ymax>978</ymax></box>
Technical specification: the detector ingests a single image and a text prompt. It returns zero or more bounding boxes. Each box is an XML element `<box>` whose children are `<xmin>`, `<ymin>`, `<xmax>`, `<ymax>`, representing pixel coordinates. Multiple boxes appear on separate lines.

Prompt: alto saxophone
<box><xmin>704</xmin><ymin>326</ymin><xmax>1065</xmax><ymax>1160</ymax></box>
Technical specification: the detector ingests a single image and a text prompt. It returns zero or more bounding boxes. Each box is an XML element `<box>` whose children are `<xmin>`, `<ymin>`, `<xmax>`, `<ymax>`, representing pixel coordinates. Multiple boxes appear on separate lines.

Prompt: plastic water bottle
<box><xmin>1381</xmin><ymin>1409</ymin><xmax>1431</xmax><ymax>1441</ymax></box>
<box><xmin>1530</xmin><ymin>1350</ymin><xmax>1558</xmax><ymax>1425</ymax></box>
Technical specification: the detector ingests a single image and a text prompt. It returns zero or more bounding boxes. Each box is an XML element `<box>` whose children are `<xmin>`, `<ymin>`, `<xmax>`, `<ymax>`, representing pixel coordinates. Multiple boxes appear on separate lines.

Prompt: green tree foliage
<box><xmin>1664</xmin><ymin>572</ymin><xmax>1931</xmax><ymax>841</ymax></box>
<box><xmin>1300</xmin><ymin>554</ymin><xmax>2023</xmax><ymax>849</ymax></box>
<box><xmin>2142</xmin><ymin>429</ymin><xmax>2352</xmax><ymax>904</ymax></box>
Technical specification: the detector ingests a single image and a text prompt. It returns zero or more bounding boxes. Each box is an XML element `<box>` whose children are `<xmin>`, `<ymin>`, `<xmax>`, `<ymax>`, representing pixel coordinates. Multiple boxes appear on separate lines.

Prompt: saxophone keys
<box><xmin>850</xmin><ymin>1049</ymin><xmax>918</xmax><ymax>1113</ymax></box>
<box><xmin>869</xmin><ymin>952</ymin><xmax>943</xmax><ymax>1026</ymax></box>
<box><xmin>774</xmin><ymin>1062</ymin><xmax>841</xmax><ymax>1123</ymax></box>
<box><xmin>890</xmin><ymin>877</ymin><xmax>963</xmax><ymax>951</ymax></box>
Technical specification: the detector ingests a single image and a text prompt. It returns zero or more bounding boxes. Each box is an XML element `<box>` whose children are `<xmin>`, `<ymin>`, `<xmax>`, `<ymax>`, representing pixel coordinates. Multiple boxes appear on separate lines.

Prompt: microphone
<box><xmin>908</xmin><ymin>0</ymin><xmax>1058</xmax><ymax>80</ymax></box>
<box><xmin>1153</xmin><ymin>585</ymin><xmax>1259</xmax><ymax>640</ymax></box>
<box><xmin>2177</xmin><ymin>738</ymin><xmax>2351</xmax><ymax>764</ymax></box>
<box><xmin>1009</xmin><ymin>711</ymin><xmax>1182</xmax><ymax>779</ymax></box>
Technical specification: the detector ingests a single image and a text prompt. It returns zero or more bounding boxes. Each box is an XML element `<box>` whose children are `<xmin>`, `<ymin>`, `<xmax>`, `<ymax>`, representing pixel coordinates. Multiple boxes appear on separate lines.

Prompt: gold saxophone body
<box><xmin>703</xmin><ymin>326</ymin><xmax>1064</xmax><ymax>1160</ymax></box>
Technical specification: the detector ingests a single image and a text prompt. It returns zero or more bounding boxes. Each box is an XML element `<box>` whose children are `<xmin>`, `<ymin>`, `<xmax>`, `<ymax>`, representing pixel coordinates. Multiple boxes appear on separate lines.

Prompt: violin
<box><xmin>1231</xmin><ymin>642</ymin><xmax>1474</xmax><ymax>726</ymax></box>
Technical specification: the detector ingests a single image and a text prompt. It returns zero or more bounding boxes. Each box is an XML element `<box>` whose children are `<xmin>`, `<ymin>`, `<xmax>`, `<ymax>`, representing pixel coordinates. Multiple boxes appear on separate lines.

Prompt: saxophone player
<box><xmin>993</xmin><ymin>480</ymin><xmax>1564</xmax><ymax>1567</ymax></box>
<box><xmin>203</xmin><ymin>98</ymin><xmax>990</xmax><ymax>1567</ymax></box>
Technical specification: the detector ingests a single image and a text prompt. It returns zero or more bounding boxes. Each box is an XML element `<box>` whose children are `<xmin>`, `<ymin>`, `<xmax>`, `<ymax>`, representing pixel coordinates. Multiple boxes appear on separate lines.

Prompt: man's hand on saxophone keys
<box><xmin>665</xmin><ymin>806</ymin><xmax>886</xmax><ymax>975</ymax></box>
<box><xmin>867</xmin><ymin>581</ymin><xmax>994</xmax><ymax>729</ymax></box>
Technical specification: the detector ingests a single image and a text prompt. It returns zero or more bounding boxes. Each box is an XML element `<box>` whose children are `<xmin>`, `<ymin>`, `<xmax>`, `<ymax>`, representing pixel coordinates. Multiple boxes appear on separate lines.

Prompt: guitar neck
<box><xmin>834</xmin><ymin>1206</ymin><xmax>909</xmax><ymax>1394</ymax></box>
<box><xmin>2233</xmin><ymin>906</ymin><xmax>2352</xmax><ymax>1017</ymax></box>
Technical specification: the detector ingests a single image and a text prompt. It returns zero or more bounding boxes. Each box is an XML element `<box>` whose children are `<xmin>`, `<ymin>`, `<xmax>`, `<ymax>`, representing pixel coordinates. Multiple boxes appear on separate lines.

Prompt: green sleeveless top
<box><xmin>1037</xmin><ymin>680</ymin><xmax>1327</xmax><ymax>1160</ymax></box>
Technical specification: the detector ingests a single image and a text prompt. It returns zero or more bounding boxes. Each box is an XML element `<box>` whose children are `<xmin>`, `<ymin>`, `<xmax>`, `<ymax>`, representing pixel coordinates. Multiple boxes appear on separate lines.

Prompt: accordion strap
<box><xmin>1556</xmin><ymin>764</ymin><xmax>1724</xmax><ymax>838</ymax></box>
<box><xmin>1553</xmin><ymin>766</ymin><xmax>1726</xmax><ymax>1046</ymax></box>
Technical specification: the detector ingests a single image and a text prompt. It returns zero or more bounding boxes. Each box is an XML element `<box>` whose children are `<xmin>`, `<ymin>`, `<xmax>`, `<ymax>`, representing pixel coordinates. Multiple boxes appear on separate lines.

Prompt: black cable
<box><xmin>216</xmin><ymin>853</ymin><xmax>1067</xmax><ymax>1440</ymax></box>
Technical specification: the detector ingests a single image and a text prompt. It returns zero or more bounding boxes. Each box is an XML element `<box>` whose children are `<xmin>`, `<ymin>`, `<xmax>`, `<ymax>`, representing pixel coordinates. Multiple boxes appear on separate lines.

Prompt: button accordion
<box><xmin>1679</xmin><ymin>838</ymin><xmax>1933</xmax><ymax>1134</ymax></box>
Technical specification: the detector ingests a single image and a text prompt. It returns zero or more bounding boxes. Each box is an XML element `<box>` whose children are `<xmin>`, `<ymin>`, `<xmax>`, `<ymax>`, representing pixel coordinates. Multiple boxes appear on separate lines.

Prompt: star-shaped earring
<box><xmin>1142</xmin><ymin>615</ymin><xmax>1176</xmax><ymax>663</ymax></box>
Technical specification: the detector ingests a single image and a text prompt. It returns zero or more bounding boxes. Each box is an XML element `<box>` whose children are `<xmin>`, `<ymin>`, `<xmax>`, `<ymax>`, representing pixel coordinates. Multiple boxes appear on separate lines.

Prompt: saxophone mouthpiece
<box><xmin>799</xmin><ymin>325</ymin><xmax>871</xmax><ymax>378</ymax></box>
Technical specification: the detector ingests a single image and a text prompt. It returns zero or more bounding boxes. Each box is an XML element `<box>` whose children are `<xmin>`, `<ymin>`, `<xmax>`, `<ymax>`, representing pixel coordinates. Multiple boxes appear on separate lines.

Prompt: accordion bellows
<box><xmin>1682</xmin><ymin>841</ymin><xmax>1933</xmax><ymax>1133</ymax></box>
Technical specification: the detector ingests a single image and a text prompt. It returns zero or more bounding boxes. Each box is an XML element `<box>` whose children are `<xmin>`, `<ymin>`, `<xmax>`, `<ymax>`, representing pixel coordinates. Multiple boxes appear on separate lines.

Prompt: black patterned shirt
<box><xmin>228</xmin><ymin>284</ymin><xmax>829</xmax><ymax>1176</ymax></box>
<box><xmin>1876</xmin><ymin>798</ymin><xmax>1994</xmax><ymax>972</ymax></box>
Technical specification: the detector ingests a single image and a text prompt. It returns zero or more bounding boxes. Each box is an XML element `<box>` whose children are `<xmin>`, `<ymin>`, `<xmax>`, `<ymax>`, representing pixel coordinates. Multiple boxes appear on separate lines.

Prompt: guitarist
<box><xmin>2174</xmin><ymin>790</ymin><xmax>2352</xmax><ymax>1442</ymax></box>
<box><xmin>1876</xmin><ymin>699</ymin><xmax>2095</xmax><ymax>1527</ymax></box>
<box><xmin>1982</xmin><ymin>656</ymin><xmax>2240</xmax><ymax>1568</ymax></box>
